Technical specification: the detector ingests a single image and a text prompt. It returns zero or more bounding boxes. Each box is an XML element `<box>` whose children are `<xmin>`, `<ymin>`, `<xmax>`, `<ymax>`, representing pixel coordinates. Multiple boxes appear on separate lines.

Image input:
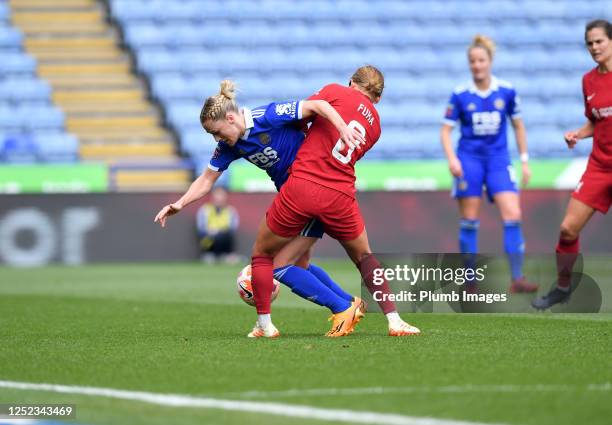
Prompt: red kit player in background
<box><xmin>533</xmin><ymin>20</ymin><xmax>612</xmax><ymax>309</ymax></box>
<box><xmin>247</xmin><ymin>65</ymin><xmax>421</xmax><ymax>338</ymax></box>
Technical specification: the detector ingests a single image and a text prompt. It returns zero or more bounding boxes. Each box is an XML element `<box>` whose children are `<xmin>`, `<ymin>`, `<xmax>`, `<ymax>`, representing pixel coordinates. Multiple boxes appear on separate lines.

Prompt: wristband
<box><xmin>520</xmin><ymin>152</ymin><xmax>529</xmax><ymax>163</ymax></box>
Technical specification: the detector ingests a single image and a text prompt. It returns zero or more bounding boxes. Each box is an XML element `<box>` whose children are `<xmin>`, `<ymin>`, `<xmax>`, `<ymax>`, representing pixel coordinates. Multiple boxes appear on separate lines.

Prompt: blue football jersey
<box><xmin>443</xmin><ymin>76</ymin><xmax>521</xmax><ymax>156</ymax></box>
<box><xmin>208</xmin><ymin>101</ymin><xmax>305</xmax><ymax>190</ymax></box>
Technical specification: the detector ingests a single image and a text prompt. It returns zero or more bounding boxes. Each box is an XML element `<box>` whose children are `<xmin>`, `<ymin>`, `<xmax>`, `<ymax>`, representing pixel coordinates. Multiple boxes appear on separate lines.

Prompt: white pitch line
<box><xmin>0</xmin><ymin>380</ymin><xmax>503</xmax><ymax>425</ymax></box>
<box><xmin>227</xmin><ymin>383</ymin><xmax>612</xmax><ymax>399</ymax></box>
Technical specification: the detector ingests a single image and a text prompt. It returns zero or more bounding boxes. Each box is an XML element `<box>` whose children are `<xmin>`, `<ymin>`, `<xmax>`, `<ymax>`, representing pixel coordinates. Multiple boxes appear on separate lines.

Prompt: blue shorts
<box><xmin>299</xmin><ymin>218</ymin><xmax>325</xmax><ymax>239</ymax></box>
<box><xmin>452</xmin><ymin>153</ymin><xmax>518</xmax><ymax>202</ymax></box>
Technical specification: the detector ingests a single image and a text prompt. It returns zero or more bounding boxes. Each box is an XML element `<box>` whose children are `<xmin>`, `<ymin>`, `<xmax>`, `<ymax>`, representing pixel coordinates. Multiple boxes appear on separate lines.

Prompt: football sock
<box><xmin>459</xmin><ymin>218</ymin><xmax>479</xmax><ymax>278</ymax></box>
<box><xmin>555</xmin><ymin>235</ymin><xmax>579</xmax><ymax>291</ymax></box>
<box><xmin>503</xmin><ymin>220</ymin><xmax>525</xmax><ymax>281</ymax></box>
<box><xmin>386</xmin><ymin>311</ymin><xmax>401</xmax><ymax>324</ymax></box>
<box><xmin>257</xmin><ymin>314</ymin><xmax>271</xmax><ymax>328</ymax></box>
<box><xmin>274</xmin><ymin>265</ymin><xmax>351</xmax><ymax>314</ymax></box>
<box><xmin>251</xmin><ymin>255</ymin><xmax>274</xmax><ymax>315</ymax></box>
<box><xmin>358</xmin><ymin>253</ymin><xmax>396</xmax><ymax>314</ymax></box>
<box><xmin>459</xmin><ymin>218</ymin><xmax>479</xmax><ymax>254</ymax></box>
<box><xmin>307</xmin><ymin>263</ymin><xmax>354</xmax><ymax>302</ymax></box>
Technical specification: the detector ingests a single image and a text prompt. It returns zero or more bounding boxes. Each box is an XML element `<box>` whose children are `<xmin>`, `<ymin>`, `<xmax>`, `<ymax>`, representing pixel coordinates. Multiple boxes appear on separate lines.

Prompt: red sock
<box><xmin>358</xmin><ymin>254</ymin><xmax>396</xmax><ymax>315</ymax></box>
<box><xmin>555</xmin><ymin>235</ymin><xmax>579</xmax><ymax>290</ymax></box>
<box><xmin>251</xmin><ymin>255</ymin><xmax>274</xmax><ymax>314</ymax></box>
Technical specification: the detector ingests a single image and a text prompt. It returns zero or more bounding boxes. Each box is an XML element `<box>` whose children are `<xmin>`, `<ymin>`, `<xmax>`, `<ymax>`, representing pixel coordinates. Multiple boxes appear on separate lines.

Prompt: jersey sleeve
<box><xmin>208</xmin><ymin>142</ymin><xmax>238</xmax><ymax>172</ymax></box>
<box><xmin>507</xmin><ymin>88</ymin><xmax>521</xmax><ymax>119</ymax></box>
<box><xmin>442</xmin><ymin>92</ymin><xmax>461</xmax><ymax>126</ymax></box>
<box><xmin>258</xmin><ymin>100</ymin><xmax>304</xmax><ymax>129</ymax></box>
<box><xmin>582</xmin><ymin>75</ymin><xmax>595</xmax><ymax>122</ymax></box>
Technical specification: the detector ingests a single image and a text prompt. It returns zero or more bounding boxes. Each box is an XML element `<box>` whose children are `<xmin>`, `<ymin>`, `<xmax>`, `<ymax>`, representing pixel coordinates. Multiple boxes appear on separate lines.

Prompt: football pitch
<box><xmin>0</xmin><ymin>261</ymin><xmax>611</xmax><ymax>425</ymax></box>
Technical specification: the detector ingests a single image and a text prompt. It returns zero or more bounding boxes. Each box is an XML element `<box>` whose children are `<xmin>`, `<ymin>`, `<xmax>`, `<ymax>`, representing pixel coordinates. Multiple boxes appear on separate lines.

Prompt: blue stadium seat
<box><xmin>0</xmin><ymin>27</ymin><xmax>22</xmax><ymax>47</ymax></box>
<box><xmin>0</xmin><ymin>78</ymin><xmax>52</xmax><ymax>101</ymax></box>
<box><xmin>35</xmin><ymin>132</ymin><xmax>79</xmax><ymax>163</ymax></box>
<box><xmin>1</xmin><ymin>133</ymin><xmax>40</xmax><ymax>163</ymax></box>
<box><xmin>0</xmin><ymin>53</ymin><xmax>36</xmax><ymax>75</ymax></box>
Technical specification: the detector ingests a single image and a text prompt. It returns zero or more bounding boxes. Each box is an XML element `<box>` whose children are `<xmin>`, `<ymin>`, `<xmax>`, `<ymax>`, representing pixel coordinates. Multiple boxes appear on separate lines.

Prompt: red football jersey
<box><xmin>289</xmin><ymin>83</ymin><xmax>381</xmax><ymax>197</ymax></box>
<box><xmin>583</xmin><ymin>68</ymin><xmax>612</xmax><ymax>170</ymax></box>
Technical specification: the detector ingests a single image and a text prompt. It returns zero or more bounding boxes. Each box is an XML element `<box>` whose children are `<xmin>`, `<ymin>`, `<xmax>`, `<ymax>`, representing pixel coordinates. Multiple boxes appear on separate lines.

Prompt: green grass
<box><xmin>0</xmin><ymin>261</ymin><xmax>611</xmax><ymax>425</ymax></box>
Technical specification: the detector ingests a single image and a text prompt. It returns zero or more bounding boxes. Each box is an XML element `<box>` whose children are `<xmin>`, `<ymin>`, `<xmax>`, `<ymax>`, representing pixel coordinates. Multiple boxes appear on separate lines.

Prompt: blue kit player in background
<box><xmin>156</xmin><ymin>79</ymin><xmax>417</xmax><ymax>336</ymax></box>
<box><xmin>440</xmin><ymin>35</ymin><xmax>538</xmax><ymax>294</ymax></box>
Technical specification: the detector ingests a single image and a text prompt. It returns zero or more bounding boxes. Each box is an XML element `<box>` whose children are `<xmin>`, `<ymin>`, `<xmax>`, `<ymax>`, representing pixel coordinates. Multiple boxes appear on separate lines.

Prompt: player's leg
<box><xmin>492</xmin><ymin>191</ymin><xmax>537</xmax><ymax>293</ymax></box>
<box><xmin>271</xmin><ymin>235</ymin><xmax>352</xmax><ymax>314</ymax></box>
<box><xmin>248</xmin><ymin>217</ymin><xmax>293</xmax><ymax>337</ymax></box>
<box><xmin>532</xmin><ymin>197</ymin><xmax>595</xmax><ymax>310</ymax></box>
<box><xmin>454</xmin><ymin>154</ymin><xmax>484</xmax><ymax>290</ymax></box>
<box><xmin>274</xmin><ymin>221</ymin><xmax>353</xmax><ymax>303</ymax></box>
<box><xmin>485</xmin><ymin>158</ymin><xmax>537</xmax><ymax>293</ymax></box>
<box><xmin>532</xmin><ymin>167</ymin><xmax>612</xmax><ymax>310</ymax></box>
<box><xmin>323</xmin><ymin>195</ymin><xmax>419</xmax><ymax>336</ymax></box>
<box><xmin>338</xmin><ymin>230</ymin><xmax>420</xmax><ymax>336</ymax></box>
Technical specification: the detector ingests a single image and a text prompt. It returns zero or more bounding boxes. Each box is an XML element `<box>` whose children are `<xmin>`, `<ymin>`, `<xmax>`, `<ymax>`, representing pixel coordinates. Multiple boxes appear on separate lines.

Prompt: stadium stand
<box><xmin>2</xmin><ymin>0</ymin><xmax>606</xmax><ymax>187</ymax></box>
<box><xmin>2</xmin><ymin>0</ymin><xmax>192</xmax><ymax>190</ymax></box>
<box><xmin>108</xmin><ymin>0</ymin><xmax>608</xmax><ymax>162</ymax></box>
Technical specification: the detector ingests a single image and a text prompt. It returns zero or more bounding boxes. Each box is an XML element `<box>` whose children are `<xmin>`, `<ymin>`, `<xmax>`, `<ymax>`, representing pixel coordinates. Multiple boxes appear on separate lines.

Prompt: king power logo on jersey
<box><xmin>472</xmin><ymin>111</ymin><xmax>501</xmax><ymax>136</ymax></box>
<box><xmin>275</xmin><ymin>102</ymin><xmax>297</xmax><ymax>117</ymax></box>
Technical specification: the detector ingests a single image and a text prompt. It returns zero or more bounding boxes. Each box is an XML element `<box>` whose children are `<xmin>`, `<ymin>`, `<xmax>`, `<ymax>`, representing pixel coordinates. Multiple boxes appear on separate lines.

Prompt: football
<box><xmin>236</xmin><ymin>264</ymin><xmax>281</xmax><ymax>306</ymax></box>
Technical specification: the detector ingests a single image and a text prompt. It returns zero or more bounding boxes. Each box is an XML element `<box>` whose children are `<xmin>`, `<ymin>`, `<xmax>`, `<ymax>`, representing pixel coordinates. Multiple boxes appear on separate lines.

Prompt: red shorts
<box><xmin>267</xmin><ymin>176</ymin><xmax>365</xmax><ymax>241</ymax></box>
<box><xmin>572</xmin><ymin>166</ymin><xmax>612</xmax><ymax>214</ymax></box>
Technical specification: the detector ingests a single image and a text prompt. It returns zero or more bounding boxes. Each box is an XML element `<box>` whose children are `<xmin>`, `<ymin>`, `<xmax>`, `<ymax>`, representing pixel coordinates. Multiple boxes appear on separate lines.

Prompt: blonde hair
<box><xmin>469</xmin><ymin>34</ymin><xmax>496</xmax><ymax>60</ymax></box>
<box><xmin>350</xmin><ymin>65</ymin><xmax>384</xmax><ymax>101</ymax></box>
<box><xmin>200</xmin><ymin>80</ymin><xmax>240</xmax><ymax>128</ymax></box>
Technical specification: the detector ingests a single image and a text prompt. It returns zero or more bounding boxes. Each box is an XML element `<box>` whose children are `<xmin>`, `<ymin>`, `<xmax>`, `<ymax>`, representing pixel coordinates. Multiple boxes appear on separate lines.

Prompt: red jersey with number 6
<box><xmin>583</xmin><ymin>67</ymin><xmax>612</xmax><ymax>170</ymax></box>
<box><xmin>289</xmin><ymin>83</ymin><xmax>381</xmax><ymax>197</ymax></box>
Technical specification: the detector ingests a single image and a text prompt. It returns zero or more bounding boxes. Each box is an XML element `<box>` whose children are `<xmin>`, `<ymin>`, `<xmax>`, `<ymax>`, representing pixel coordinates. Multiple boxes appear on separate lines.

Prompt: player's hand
<box><xmin>154</xmin><ymin>203</ymin><xmax>182</xmax><ymax>228</ymax></box>
<box><xmin>564</xmin><ymin>130</ymin><xmax>579</xmax><ymax>149</ymax></box>
<box><xmin>338</xmin><ymin>125</ymin><xmax>365</xmax><ymax>150</ymax></box>
<box><xmin>448</xmin><ymin>157</ymin><xmax>463</xmax><ymax>178</ymax></box>
<box><xmin>521</xmin><ymin>162</ymin><xmax>531</xmax><ymax>188</ymax></box>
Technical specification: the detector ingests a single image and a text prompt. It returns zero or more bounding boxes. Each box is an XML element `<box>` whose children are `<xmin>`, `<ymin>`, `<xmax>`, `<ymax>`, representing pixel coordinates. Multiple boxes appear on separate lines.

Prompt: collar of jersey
<box><xmin>241</xmin><ymin>107</ymin><xmax>254</xmax><ymax>140</ymax></box>
<box><xmin>469</xmin><ymin>75</ymin><xmax>499</xmax><ymax>98</ymax></box>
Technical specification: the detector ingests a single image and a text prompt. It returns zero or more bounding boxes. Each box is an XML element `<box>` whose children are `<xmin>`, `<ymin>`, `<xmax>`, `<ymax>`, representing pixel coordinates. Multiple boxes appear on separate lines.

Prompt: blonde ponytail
<box><xmin>200</xmin><ymin>80</ymin><xmax>240</xmax><ymax>127</ymax></box>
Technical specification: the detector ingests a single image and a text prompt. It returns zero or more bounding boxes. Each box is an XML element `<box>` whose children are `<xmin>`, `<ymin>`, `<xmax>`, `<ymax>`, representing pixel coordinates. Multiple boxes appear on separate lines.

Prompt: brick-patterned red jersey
<box><xmin>288</xmin><ymin>83</ymin><xmax>381</xmax><ymax>197</ymax></box>
<box><xmin>583</xmin><ymin>67</ymin><xmax>612</xmax><ymax>170</ymax></box>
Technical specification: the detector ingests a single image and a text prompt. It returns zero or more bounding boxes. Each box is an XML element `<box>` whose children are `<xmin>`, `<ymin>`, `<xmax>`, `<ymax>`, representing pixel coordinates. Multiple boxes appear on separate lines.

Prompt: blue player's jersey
<box><xmin>443</xmin><ymin>76</ymin><xmax>521</xmax><ymax>156</ymax></box>
<box><xmin>208</xmin><ymin>101</ymin><xmax>305</xmax><ymax>190</ymax></box>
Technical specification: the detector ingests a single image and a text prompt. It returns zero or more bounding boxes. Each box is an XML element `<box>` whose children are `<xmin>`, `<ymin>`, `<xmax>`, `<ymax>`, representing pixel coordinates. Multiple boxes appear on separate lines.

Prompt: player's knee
<box><xmin>559</xmin><ymin>222</ymin><xmax>579</xmax><ymax>241</ymax></box>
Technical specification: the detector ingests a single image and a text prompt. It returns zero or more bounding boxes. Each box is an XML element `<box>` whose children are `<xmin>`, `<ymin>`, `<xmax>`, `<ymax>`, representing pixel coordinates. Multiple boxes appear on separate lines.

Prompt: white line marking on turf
<box><xmin>0</xmin><ymin>380</ymin><xmax>502</xmax><ymax>425</ymax></box>
<box><xmin>228</xmin><ymin>383</ymin><xmax>612</xmax><ymax>398</ymax></box>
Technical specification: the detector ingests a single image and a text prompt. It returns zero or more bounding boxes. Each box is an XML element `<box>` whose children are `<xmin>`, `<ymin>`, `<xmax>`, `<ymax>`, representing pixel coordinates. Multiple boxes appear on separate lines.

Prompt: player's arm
<box><xmin>301</xmin><ymin>99</ymin><xmax>365</xmax><ymax>149</ymax></box>
<box><xmin>511</xmin><ymin>117</ymin><xmax>531</xmax><ymax>187</ymax></box>
<box><xmin>440</xmin><ymin>124</ymin><xmax>462</xmax><ymax>178</ymax></box>
<box><xmin>564</xmin><ymin>120</ymin><xmax>595</xmax><ymax>149</ymax></box>
<box><xmin>154</xmin><ymin>167</ymin><xmax>222</xmax><ymax>228</ymax></box>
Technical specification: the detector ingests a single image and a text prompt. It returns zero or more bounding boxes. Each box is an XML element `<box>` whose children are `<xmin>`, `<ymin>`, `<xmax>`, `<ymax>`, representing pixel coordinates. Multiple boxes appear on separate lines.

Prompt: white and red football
<box><xmin>236</xmin><ymin>264</ymin><xmax>281</xmax><ymax>306</ymax></box>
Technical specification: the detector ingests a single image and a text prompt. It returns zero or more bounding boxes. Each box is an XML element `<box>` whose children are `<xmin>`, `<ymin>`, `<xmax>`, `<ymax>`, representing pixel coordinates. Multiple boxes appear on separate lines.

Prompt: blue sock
<box><xmin>504</xmin><ymin>220</ymin><xmax>525</xmax><ymax>280</ymax></box>
<box><xmin>459</xmin><ymin>219</ymin><xmax>479</xmax><ymax>254</ymax></box>
<box><xmin>273</xmin><ymin>265</ymin><xmax>351</xmax><ymax>313</ymax></box>
<box><xmin>307</xmin><ymin>263</ymin><xmax>353</xmax><ymax>302</ymax></box>
<box><xmin>459</xmin><ymin>218</ymin><xmax>479</xmax><ymax>277</ymax></box>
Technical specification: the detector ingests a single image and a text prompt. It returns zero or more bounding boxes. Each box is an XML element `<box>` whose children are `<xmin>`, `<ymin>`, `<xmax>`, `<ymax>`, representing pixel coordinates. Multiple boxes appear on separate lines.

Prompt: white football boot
<box><xmin>388</xmin><ymin>318</ymin><xmax>421</xmax><ymax>336</ymax></box>
<box><xmin>247</xmin><ymin>322</ymin><xmax>280</xmax><ymax>338</ymax></box>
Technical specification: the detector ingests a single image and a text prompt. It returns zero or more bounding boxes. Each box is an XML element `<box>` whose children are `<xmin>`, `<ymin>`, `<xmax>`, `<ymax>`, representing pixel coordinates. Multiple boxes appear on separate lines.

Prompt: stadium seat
<box><xmin>111</xmin><ymin>0</ymin><xmax>600</xmax><ymax>161</ymax></box>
